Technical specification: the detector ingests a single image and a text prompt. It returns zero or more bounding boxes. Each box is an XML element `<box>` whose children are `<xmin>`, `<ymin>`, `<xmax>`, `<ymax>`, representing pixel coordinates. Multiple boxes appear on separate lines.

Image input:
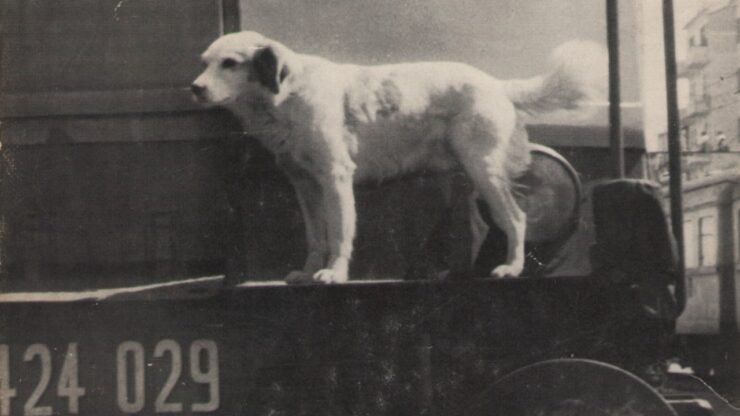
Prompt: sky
<box><xmin>240</xmin><ymin>0</ymin><xmax>640</xmax><ymax>102</ymax></box>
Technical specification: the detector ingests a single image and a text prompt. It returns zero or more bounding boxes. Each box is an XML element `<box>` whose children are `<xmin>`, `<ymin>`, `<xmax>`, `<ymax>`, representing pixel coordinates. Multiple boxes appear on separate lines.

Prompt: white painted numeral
<box><xmin>57</xmin><ymin>343</ymin><xmax>86</xmax><ymax>414</ymax></box>
<box><xmin>114</xmin><ymin>339</ymin><xmax>220</xmax><ymax>413</ymax></box>
<box><xmin>0</xmin><ymin>345</ymin><xmax>17</xmax><ymax>416</ymax></box>
<box><xmin>117</xmin><ymin>341</ymin><xmax>145</xmax><ymax>413</ymax></box>
<box><xmin>23</xmin><ymin>344</ymin><xmax>52</xmax><ymax>416</ymax></box>
<box><xmin>153</xmin><ymin>340</ymin><xmax>183</xmax><ymax>413</ymax></box>
<box><xmin>190</xmin><ymin>340</ymin><xmax>219</xmax><ymax>412</ymax></box>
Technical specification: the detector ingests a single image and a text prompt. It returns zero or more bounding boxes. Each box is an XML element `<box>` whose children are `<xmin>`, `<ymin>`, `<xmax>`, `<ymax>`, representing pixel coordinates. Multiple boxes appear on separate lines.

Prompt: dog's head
<box><xmin>191</xmin><ymin>31</ymin><xmax>291</xmax><ymax>106</ymax></box>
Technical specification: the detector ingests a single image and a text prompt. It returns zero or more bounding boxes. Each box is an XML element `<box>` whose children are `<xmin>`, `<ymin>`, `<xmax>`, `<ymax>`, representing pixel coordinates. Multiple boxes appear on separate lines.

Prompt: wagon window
<box><xmin>698</xmin><ymin>215</ymin><xmax>717</xmax><ymax>267</ymax></box>
<box><xmin>683</xmin><ymin>220</ymin><xmax>698</xmax><ymax>269</ymax></box>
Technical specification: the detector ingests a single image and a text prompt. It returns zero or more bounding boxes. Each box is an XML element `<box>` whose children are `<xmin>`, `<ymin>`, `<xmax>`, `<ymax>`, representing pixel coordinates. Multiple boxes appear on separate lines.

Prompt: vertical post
<box><xmin>219</xmin><ymin>0</ymin><xmax>244</xmax><ymax>287</ymax></box>
<box><xmin>607</xmin><ymin>0</ymin><xmax>624</xmax><ymax>179</ymax></box>
<box><xmin>662</xmin><ymin>0</ymin><xmax>686</xmax><ymax>312</ymax></box>
<box><xmin>220</xmin><ymin>0</ymin><xmax>241</xmax><ymax>34</ymax></box>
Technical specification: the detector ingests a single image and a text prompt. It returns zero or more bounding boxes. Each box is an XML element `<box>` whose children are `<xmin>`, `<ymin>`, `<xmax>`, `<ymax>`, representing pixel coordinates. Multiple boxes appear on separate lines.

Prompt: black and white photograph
<box><xmin>0</xmin><ymin>0</ymin><xmax>739</xmax><ymax>414</ymax></box>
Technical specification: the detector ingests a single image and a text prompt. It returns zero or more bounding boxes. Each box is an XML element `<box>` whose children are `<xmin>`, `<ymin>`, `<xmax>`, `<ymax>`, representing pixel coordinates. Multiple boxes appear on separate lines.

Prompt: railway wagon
<box><xmin>0</xmin><ymin>0</ymin><xmax>736</xmax><ymax>415</ymax></box>
<box><xmin>673</xmin><ymin>172</ymin><xmax>740</xmax><ymax>381</ymax></box>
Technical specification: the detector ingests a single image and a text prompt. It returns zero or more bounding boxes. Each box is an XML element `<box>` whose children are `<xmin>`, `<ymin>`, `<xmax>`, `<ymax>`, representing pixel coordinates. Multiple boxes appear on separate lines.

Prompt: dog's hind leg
<box><xmin>466</xmin><ymin>167</ymin><xmax>526</xmax><ymax>278</ymax></box>
<box><xmin>479</xmin><ymin>182</ymin><xmax>525</xmax><ymax>278</ymax></box>
<box><xmin>449</xmin><ymin>120</ymin><xmax>526</xmax><ymax>278</ymax></box>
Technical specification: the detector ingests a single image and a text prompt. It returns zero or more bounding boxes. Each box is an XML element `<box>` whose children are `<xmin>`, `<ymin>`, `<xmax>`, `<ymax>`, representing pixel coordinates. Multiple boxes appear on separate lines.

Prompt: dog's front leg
<box><xmin>283</xmin><ymin>172</ymin><xmax>328</xmax><ymax>284</ymax></box>
<box><xmin>312</xmin><ymin>164</ymin><xmax>356</xmax><ymax>283</ymax></box>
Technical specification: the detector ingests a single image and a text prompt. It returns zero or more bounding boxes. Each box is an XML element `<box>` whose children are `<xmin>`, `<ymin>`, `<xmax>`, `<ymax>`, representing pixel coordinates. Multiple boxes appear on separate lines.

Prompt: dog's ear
<box><xmin>252</xmin><ymin>46</ymin><xmax>290</xmax><ymax>94</ymax></box>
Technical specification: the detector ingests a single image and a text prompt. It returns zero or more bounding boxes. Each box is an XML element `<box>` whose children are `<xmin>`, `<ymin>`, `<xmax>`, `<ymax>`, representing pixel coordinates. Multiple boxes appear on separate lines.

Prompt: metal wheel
<box><xmin>518</xmin><ymin>143</ymin><xmax>582</xmax><ymax>244</ymax></box>
<box><xmin>465</xmin><ymin>359</ymin><xmax>677</xmax><ymax>416</ymax></box>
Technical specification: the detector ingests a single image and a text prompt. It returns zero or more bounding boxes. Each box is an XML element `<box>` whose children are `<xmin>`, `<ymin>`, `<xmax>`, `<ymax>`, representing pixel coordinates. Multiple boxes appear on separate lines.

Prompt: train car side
<box><xmin>673</xmin><ymin>173</ymin><xmax>740</xmax><ymax>379</ymax></box>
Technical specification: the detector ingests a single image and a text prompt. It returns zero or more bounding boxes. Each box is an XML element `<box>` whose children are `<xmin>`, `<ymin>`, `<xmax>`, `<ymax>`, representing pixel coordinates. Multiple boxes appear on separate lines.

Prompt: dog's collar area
<box><xmin>234</xmin><ymin>110</ymin><xmax>295</xmax><ymax>153</ymax></box>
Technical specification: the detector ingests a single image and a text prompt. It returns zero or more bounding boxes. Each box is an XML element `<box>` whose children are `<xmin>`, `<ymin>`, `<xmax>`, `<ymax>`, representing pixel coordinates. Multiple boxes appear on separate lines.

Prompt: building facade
<box><xmin>679</xmin><ymin>0</ymin><xmax>740</xmax><ymax>153</ymax></box>
<box><xmin>648</xmin><ymin>0</ymin><xmax>740</xmax><ymax>183</ymax></box>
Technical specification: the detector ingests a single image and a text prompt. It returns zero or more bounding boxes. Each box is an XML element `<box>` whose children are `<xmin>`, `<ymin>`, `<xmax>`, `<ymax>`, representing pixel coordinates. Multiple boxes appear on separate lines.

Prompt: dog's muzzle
<box><xmin>191</xmin><ymin>83</ymin><xmax>207</xmax><ymax>101</ymax></box>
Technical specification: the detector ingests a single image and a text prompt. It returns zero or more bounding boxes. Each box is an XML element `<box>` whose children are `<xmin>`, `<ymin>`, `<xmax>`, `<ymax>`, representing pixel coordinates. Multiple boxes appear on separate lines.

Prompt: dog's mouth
<box><xmin>191</xmin><ymin>93</ymin><xmax>234</xmax><ymax>106</ymax></box>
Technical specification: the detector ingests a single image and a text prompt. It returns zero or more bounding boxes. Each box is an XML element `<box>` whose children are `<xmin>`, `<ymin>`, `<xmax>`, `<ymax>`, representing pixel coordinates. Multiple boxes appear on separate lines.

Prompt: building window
<box><xmin>737</xmin><ymin>18</ymin><xmax>740</xmax><ymax>43</ymax></box>
<box><xmin>684</xmin><ymin>220</ymin><xmax>698</xmax><ymax>268</ymax></box>
<box><xmin>700</xmin><ymin>26</ymin><xmax>708</xmax><ymax>46</ymax></box>
<box><xmin>698</xmin><ymin>215</ymin><xmax>717</xmax><ymax>266</ymax></box>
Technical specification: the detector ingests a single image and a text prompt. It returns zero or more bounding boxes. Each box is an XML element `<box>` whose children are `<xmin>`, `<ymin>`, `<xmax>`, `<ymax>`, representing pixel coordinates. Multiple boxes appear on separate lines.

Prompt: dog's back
<box><xmin>291</xmin><ymin>45</ymin><xmax>602</xmax><ymax>184</ymax></box>
<box><xmin>312</xmin><ymin>61</ymin><xmax>520</xmax><ymax>183</ymax></box>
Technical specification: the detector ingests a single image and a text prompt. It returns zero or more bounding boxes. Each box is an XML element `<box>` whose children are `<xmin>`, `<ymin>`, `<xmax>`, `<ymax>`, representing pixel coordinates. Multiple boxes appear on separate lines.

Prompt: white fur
<box><xmin>192</xmin><ymin>31</ymin><xmax>602</xmax><ymax>283</ymax></box>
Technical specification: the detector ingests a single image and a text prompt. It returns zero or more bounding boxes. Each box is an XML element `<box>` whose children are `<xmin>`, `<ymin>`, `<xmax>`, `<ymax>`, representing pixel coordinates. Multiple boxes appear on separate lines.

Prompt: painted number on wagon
<box><xmin>0</xmin><ymin>343</ymin><xmax>85</xmax><ymax>416</ymax></box>
<box><xmin>117</xmin><ymin>340</ymin><xmax>220</xmax><ymax>413</ymax></box>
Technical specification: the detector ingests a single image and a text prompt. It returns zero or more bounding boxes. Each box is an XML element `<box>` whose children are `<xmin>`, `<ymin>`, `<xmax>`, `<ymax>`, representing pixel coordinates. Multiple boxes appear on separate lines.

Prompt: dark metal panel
<box><xmin>0</xmin><ymin>1</ymin><xmax>223</xmax><ymax>118</ymax></box>
<box><xmin>0</xmin><ymin>90</ymin><xmax>199</xmax><ymax>119</ymax></box>
<box><xmin>0</xmin><ymin>278</ymin><xmax>630</xmax><ymax>415</ymax></box>
<box><xmin>0</xmin><ymin>110</ymin><xmax>239</xmax><ymax>145</ymax></box>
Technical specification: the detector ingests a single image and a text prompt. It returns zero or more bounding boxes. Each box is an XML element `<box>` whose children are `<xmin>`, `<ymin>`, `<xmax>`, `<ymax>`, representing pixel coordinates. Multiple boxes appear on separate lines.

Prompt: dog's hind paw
<box><xmin>285</xmin><ymin>270</ymin><xmax>316</xmax><ymax>284</ymax></box>
<box><xmin>313</xmin><ymin>269</ymin><xmax>348</xmax><ymax>284</ymax></box>
<box><xmin>490</xmin><ymin>264</ymin><xmax>524</xmax><ymax>279</ymax></box>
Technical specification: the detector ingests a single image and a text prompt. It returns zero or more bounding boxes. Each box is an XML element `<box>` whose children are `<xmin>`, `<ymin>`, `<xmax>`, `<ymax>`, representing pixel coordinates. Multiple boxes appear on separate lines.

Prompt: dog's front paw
<box><xmin>285</xmin><ymin>270</ymin><xmax>316</xmax><ymax>284</ymax></box>
<box><xmin>490</xmin><ymin>264</ymin><xmax>524</xmax><ymax>279</ymax></box>
<box><xmin>313</xmin><ymin>269</ymin><xmax>348</xmax><ymax>284</ymax></box>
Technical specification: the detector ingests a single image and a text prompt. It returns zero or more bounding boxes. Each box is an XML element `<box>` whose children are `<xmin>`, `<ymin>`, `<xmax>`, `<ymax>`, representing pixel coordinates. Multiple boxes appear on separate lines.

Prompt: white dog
<box><xmin>192</xmin><ymin>31</ymin><xmax>603</xmax><ymax>283</ymax></box>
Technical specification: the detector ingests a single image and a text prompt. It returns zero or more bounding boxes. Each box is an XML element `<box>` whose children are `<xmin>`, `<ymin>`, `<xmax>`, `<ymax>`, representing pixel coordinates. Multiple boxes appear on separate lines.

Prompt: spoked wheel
<box><xmin>466</xmin><ymin>359</ymin><xmax>677</xmax><ymax>416</ymax></box>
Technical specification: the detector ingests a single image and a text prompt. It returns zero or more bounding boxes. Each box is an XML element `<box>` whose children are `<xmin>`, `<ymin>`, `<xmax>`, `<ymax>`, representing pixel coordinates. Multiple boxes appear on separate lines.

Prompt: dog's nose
<box><xmin>190</xmin><ymin>83</ymin><xmax>206</xmax><ymax>96</ymax></box>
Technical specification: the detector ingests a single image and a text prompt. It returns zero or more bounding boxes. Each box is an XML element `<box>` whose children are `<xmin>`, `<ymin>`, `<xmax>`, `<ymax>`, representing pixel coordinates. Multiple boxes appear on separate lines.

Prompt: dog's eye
<box><xmin>221</xmin><ymin>58</ymin><xmax>238</xmax><ymax>69</ymax></box>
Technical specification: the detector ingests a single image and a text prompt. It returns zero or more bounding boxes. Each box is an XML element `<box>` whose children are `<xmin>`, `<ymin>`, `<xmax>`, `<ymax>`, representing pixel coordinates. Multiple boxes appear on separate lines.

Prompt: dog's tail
<box><xmin>503</xmin><ymin>40</ymin><xmax>607</xmax><ymax>115</ymax></box>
